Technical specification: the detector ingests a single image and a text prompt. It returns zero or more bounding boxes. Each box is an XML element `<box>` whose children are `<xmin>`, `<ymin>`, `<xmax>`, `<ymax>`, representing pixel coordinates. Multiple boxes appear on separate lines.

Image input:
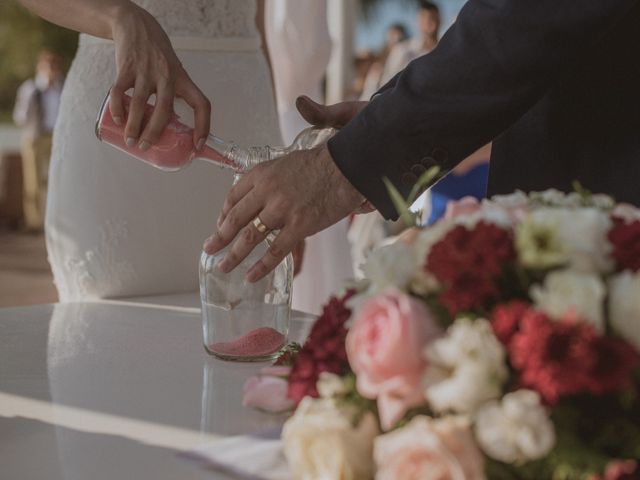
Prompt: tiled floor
<box><xmin>0</xmin><ymin>231</ymin><xmax>57</xmax><ymax>307</ymax></box>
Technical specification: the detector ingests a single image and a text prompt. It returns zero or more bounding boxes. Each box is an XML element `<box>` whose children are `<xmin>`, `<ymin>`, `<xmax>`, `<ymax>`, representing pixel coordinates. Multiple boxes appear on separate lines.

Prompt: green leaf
<box><xmin>383</xmin><ymin>177</ymin><xmax>417</xmax><ymax>226</ymax></box>
<box><xmin>407</xmin><ymin>166</ymin><xmax>440</xmax><ymax>205</ymax></box>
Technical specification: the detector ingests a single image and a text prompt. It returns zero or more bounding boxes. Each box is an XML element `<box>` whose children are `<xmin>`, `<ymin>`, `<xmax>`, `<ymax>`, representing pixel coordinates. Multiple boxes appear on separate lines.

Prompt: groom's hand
<box><xmin>295</xmin><ymin>95</ymin><xmax>368</xmax><ymax>128</ymax></box>
<box><xmin>203</xmin><ymin>144</ymin><xmax>365</xmax><ymax>282</ymax></box>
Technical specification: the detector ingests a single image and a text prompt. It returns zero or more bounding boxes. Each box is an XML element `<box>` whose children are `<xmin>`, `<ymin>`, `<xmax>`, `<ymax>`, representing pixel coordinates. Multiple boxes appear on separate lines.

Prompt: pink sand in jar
<box><xmin>97</xmin><ymin>94</ymin><xmax>229</xmax><ymax>171</ymax></box>
<box><xmin>209</xmin><ymin>327</ymin><xmax>285</xmax><ymax>358</ymax></box>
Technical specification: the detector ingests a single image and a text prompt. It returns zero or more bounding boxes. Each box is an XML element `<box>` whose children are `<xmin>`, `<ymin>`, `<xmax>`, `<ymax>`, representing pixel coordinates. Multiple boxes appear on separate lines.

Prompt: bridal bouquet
<box><xmin>243</xmin><ymin>189</ymin><xmax>640</xmax><ymax>480</ymax></box>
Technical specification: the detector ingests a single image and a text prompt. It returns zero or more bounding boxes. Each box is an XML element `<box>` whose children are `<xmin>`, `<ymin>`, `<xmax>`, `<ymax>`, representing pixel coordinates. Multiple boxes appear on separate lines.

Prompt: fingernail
<box><xmin>126</xmin><ymin>137</ymin><xmax>136</xmax><ymax>148</ymax></box>
<box><xmin>216</xmin><ymin>216</ymin><xmax>223</xmax><ymax>228</ymax></box>
<box><xmin>246</xmin><ymin>269</ymin><xmax>258</xmax><ymax>283</ymax></box>
<box><xmin>217</xmin><ymin>258</ymin><xmax>229</xmax><ymax>273</ymax></box>
<box><xmin>196</xmin><ymin>138</ymin><xmax>206</xmax><ymax>151</ymax></box>
<box><xmin>138</xmin><ymin>141</ymin><xmax>151</xmax><ymax>151</ymax></box>
<box><xmin>202</xmin><ymin>235</ymin><xmax>215</xmax><ymax>252</ymax></box>
<box><xmin>113</xmin><ymin>116</ymin><xmax>123</xmax><ymax>126</ymax></box>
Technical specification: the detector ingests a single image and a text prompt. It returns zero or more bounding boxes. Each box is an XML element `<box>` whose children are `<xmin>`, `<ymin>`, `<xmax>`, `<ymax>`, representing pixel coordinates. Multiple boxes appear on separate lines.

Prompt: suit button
<box><xmin>431</xmin><ymin>147</ymin><xmax>448</xmax><ymax>163</ymax></box>
<box><xmin>420</xmin><ymin>156</ymin><xmax>435</xmax><ymax>165</ymax></box>
<box><xmin>401</xmin><ymin>172</ymin><xmax>418</xmax><ymax>188</ymax></box>
<box><xmin>411</xmin><ymin>164</ymin><xmax>427</xmax><ymax>176</ymax></box>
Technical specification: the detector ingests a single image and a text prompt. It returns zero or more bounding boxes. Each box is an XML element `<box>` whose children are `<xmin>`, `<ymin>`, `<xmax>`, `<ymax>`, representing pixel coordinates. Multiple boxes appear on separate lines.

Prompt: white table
<box><xmin>0</xmin><ymin>294</ymin><xmax>314</xmax><ymax>479</ymax></box>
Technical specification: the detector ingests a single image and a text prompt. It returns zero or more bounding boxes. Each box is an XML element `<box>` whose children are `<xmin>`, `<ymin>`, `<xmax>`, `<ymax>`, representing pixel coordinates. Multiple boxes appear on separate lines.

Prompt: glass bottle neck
<box><xmin>194</xmin><ymin>134</ymin><xmax>272</xmax><ymax>173</ymax></box>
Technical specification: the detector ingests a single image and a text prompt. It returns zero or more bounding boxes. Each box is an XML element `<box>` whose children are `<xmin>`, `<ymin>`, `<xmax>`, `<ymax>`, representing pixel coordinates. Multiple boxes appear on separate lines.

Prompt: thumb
<box><xmin>296</xmin><ymin>95</ymin><xmax>366</xmax><ymax>128</ymax></box>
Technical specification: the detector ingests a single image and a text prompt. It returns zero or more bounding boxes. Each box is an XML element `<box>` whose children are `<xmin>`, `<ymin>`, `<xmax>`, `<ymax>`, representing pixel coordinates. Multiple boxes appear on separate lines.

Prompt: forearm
<box><xmin>329</xmin><ymin>0</ymin><xmax>638</xmax><ymax>219</ymax></box>
<box><xmin>17</xmin><ymin>0</ymin><xmax>134</xmax><ymax>39</ymax></box>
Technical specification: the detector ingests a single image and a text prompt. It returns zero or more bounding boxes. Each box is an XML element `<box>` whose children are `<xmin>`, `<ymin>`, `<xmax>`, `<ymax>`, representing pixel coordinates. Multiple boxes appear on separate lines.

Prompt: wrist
<box><xmin>322</xmin><ymin>144</ymin><xmax>366</xmax><ymax>211</ymax></box>
<box><xmin>107</xmin><ymin>2</ymin><xmax>142</xmax><ymax>39</ymax></box>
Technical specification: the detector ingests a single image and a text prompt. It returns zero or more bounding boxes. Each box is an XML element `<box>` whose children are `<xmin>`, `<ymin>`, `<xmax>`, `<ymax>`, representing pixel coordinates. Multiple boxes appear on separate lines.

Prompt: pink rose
<box><xmin>444</xmin><ymin>196</ymin><xmax>482</xmax><ymax>220</ymax></box>
<box><xmin>242</xmin><ymin>366</ymin><xmax>295</xmax><ymax>413</ymax></box>
<box><xmin>346</xmin><ymin>289</ymin><xmax>441</xmax><ymax>430</ymax></box>
<box><xmin>374</xmin><ymin>416</ymin><xmax>486</xmax><ymax>480</ymax></box>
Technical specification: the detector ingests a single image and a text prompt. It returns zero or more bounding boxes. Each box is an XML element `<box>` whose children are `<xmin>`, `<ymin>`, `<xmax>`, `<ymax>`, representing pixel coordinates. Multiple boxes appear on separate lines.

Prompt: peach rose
<box><xmin>374</xmin><ymin>416</ymin><xmax>486</xmax><ymax>480</ymax></box>
<box><xmin>242</xmin><ymin>366</ymin><xmax>294</xmax><ymax>413</ymax></box>
<box><xmin>444</xmin><ymin>196</ymin><xmax>482</xmax><ymax>220</ymax></box>
<box><xmin>346</xmin><ymin>289</ymin><xmax>441</xmax><ymax>430</ymax></box>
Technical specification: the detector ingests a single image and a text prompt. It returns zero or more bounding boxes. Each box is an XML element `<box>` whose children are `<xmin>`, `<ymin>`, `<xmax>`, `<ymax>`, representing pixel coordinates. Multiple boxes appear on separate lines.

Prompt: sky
<box><xmin>355</xmin><ymin>0</ymin><xmax>467</xmax><ymax>52</ymax></box>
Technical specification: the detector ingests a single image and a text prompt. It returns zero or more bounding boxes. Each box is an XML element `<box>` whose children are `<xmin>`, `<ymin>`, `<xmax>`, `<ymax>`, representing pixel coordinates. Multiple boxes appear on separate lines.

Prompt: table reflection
<box><xmin>40</xmin><ymin>300</ymin><xmax>314</xmax><ymax>478</ymax></box>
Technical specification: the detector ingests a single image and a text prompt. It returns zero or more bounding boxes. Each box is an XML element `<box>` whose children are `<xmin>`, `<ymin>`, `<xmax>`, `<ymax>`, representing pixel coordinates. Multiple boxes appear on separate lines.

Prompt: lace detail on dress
<box><xmin>133</xmin><ymin>0</ymin><xmax>258</xmax><ymax>38</ymax></box>
<box><xmin>54</xmin><ymin>220</ymin><xmax>136</xmax><ymax>301</ymax></box>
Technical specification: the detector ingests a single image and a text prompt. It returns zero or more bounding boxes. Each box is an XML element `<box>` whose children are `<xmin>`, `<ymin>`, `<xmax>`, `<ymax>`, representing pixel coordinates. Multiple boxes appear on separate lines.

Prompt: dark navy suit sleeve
<box><xmin>328</xmin><ymin>0</ymin><xmax>638</xmax><ymax>219</ymax></box>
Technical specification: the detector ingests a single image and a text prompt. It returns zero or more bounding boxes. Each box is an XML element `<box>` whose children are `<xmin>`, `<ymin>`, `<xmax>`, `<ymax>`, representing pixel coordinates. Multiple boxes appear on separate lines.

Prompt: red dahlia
<box><xmin>490</xmin><ymin>300</ymin><xmax>534</xmax><ymax>347</ymax></box>
<box><xmin>427</xmin><ymin>221</ymin><xmax>515</xmax><ymax>315</ymax></box>
<box><xmin>510</xmin><ymin>313</ymin><xmax>639</xmax><ymax>404</ymax></box>
<box><xmin>287</xmin><ymin>290</ymin><xmax>355</xmax><ymax>404</ymax></box>
<box><xmin>510</xmin><ymin>313</ymin><xmax>598</xmax><ymax>404</ymax></box>
<box><xmin>608</xmin><ymin>218</ymin><xmax>640</xmax><ymax>272</ymax></box>
<box><xmin>585</xmin><ymin>335</ymin><xmax>640</xmax><ymax>395</ymax></box>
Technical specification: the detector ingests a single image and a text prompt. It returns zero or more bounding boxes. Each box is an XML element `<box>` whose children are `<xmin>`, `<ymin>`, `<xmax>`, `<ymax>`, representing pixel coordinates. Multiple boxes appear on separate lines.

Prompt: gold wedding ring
<box><xmin>252</xmin><ymin>216</ymin><xmax>271</xmax><ymax>234</ymax></box>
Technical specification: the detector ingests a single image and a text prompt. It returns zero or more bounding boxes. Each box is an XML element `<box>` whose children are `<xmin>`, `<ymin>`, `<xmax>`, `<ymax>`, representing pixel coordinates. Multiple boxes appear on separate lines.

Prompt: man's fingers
<box><xmin>216</xmin><ymin>173</ymin><xmax>256</xmax><ymax>228</ymax></box>
<box><xmin>295</xmin><ymin>95</ymin><xmax>367</xmax><ymax>128</ymax></box>
<box><xmin>246</xmin><ymin>228</ymin><xmax>299</xmax><ymax>283</ymax></box>
<box><xmin>204</xmin><ymin>189</ymin><xmax>264</xmax><ymax>255</ymax></box>
<box><xmin>217</xmin><ymin>217</ymin><xmax>270</xmax><ymax>273</ymax></box>
<box><xmin>178</xmin><ymin>76</ymin><xmax>211</xmax><ymax>149</ymax></box>
<box><xmin>125</xmin><ymin>81</ymin><xmax>152</xmax><ymax>146</ymax></box>
<box><xmin>138</xmin><ymin>84</ymin><xmax>174</xmax><ymax>148</ymax></box>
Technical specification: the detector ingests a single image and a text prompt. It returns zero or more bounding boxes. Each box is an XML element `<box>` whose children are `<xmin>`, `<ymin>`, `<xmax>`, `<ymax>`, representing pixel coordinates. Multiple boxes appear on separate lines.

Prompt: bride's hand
<box><xmin>108</xmin><ymin>4</ymin><xmax>211</xmax><ymax>150</ymax></box>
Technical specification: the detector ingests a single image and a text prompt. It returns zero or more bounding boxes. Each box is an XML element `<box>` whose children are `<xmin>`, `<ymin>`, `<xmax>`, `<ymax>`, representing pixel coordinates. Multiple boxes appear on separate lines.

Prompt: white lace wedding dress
<box><xmin>46</xmin><ymin>0</ymin><xmax>282</xmax><ymax>301</ymax></box>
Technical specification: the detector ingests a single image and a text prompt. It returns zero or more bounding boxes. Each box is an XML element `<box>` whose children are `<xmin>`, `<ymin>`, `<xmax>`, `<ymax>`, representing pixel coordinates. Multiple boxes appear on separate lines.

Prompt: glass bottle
<box><xmin>95</xmin><ymin>90</ymin><xmax>335</xmax><ymax>361</ymax></box>
<box><xmin>95</xmin><ymin>91</ymin><xmax>336</xmax><ymax>173</ymax></box>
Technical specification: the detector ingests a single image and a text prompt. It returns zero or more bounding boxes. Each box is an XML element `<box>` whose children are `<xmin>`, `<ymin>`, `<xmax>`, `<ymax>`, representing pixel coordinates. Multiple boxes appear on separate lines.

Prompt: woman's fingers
<box><xmin>178</xmin><ymin>76</ymin><xmax>211</xmax><ymax>149</ymax></box>
<box><xmin>109</xmin><ymin>81</ymin><xmax>129</xmax><ymax>127</ymax></box>
<box><xmin>125</xmin><ymin>80</ymin><xmax>152</xmax><ymax>147</ymax></box>
<box><xmin>139</xmin><ymin>83</ymin><xmax>174</xmax><ymax>148</ymax></box>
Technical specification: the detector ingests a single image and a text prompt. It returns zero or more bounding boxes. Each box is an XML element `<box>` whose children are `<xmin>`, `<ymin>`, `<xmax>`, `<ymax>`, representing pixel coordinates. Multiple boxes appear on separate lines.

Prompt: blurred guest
<box><xmin>12</xmin><ymin>49</ymin><xmax>64</xmax><ymax>231</ymax></box>
<box><xmin>360</xmin><ymin>23</ymin><xmax>409</xmax><ymax>100</ymax></box>
<box><xmin>351</xmin><ymin>50</ymin><xmax>377</xmax><ymax>100</ymax></box>
<box><xmin>380</xmin><ymin>1</ymin><xmax>440</xmax><ymax>85</ymax></box>
<box><xmin>266</xmin><ymin>0</ymin><xmax>354</xmax><ymax>314</ymax></box>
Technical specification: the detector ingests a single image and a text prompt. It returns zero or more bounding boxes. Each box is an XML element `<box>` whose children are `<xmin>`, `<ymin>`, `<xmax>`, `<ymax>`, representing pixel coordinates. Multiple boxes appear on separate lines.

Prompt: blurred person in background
<box><xmin>349</xmin><ymin>0</ymin><xmax>489</xmax><ymax>273</ymax></box>
<box><xmin>380</xmin><ymin>0</ymin><xmax>440</xmax><ymax>85</ymax></box>
<box><xmin>12</xmin><ymin>49</ymin><xmax>64</xmax><ymax>232</ymax></box>
<box><xmin>266</xmin><ymin>0</ymin><xmax>354</xmax><ymax>314</ymax></box>
<box><xmin>359</xmin><ymin>23</ymin><xmax>409</xmax><ymax>100</ymax></box>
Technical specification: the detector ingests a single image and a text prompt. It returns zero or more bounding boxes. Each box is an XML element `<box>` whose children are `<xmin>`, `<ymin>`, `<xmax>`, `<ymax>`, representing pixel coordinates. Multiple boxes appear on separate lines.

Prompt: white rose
<box><xmin>362</xmin><ymin>242</ymin><xmax>417</xmax><ymax>293</ymax></box>
<box><xmin>590</xmin><ymin>194</ymin><xmax>615</xmax><ymax>210</ymax></box>
<box><xmin>530</xmin><ymin>189</ymin><xmax>570</xmax><ymax>207</ymax></box>
<box><xmin>516</xmin><ymin>208</ymin><xmax>612</xmax><ymax>272</ymax></box>
<box><xmin>424</xmin><ymin>319</ymin><xmax>508</xmax><ymax>414</ymax></box>
<box><xmin>609</xmin><ymin>272</ymin><xmax>640</xmax><ymax>350</ymax></box>
<box><xmin>489</xmin><ymin>190</ymin><xmax>529</xmax><ymax>209</ymax></box>
<box><xmin>317</xmin><ymin>372</ymin><xmax>349</xmax><ymax>399</ymax></box>
<box><xmin>282</xmin><ymin>397</ymin><xmax>378</xmax><ymax>480</ymax></box>
<box><xmin>458</xmin><ymin>203</ymin><xmax>514</xmax><ymax>229</ymax></box>
<box><xmin>475</xmin><ymin>389</ymin><xmax>555</xmax><ymax>464</ymax></box>
<box><xmin>530</xmin><ymin>268</ymin><xmax>605</xmax><ymax>331</ymax></box>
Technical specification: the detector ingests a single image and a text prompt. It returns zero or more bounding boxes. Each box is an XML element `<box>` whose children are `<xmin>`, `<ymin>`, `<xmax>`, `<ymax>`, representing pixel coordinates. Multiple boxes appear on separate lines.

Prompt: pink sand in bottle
<box><xmin>96</xmin><ymin>94</ymin><xmax>231</xmax><ymax>171</ymax></box>
<box><xmin>208</xmin><ymin>327</ymin><xmax>285</xmax><ymax>358</ymax></box>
